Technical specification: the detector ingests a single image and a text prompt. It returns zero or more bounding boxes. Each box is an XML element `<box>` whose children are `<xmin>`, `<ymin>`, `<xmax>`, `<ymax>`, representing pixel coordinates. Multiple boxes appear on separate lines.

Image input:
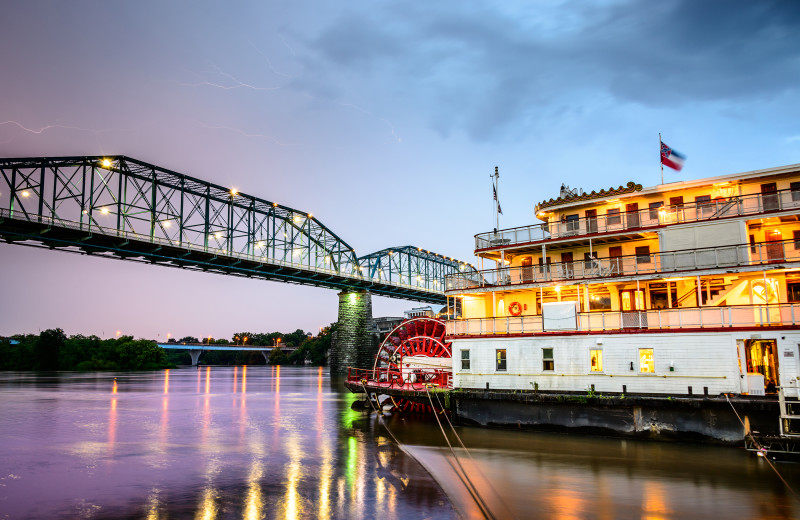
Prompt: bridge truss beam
<box><xmin>0</xmin><ymin>156</ymin><xmax>474</xmax><ymax>303</ymax></box>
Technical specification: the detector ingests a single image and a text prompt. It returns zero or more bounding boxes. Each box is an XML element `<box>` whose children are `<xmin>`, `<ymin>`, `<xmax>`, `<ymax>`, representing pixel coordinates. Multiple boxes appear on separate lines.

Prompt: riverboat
<box><xmin>348</xmin><ymin>162</ymin><xmax>800</xmax><ymax>442</ymax></box>
<box><xmin>445</xmin><ymin>163</ymin><xmax>800</xmax><ymax>402</ymax></box>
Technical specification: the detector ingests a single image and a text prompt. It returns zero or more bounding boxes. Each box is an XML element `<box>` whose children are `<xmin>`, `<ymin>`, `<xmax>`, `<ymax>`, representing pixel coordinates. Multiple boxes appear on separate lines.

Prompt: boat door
<box><xmin>561</xmin><ymin>252</ymin><xmax>574</xmax><ymax>279</ymax></box>
<box><xmin>744</xmin><ymin>339</ymin><xmax>779</xmax><ymax>393</ymax></box>
<box><xmin>626</xmin><ymin>203</ymin><xmax>640</xmax><ymax>229</ymax></box>
<box><xmin>620</xmin><ymin>289</ymin><xmax>647</xmax><ymax>328</ymax></box>
<box><xmin>761</xmin><ymin>182</ymin><xmax>779</xmax><ymax>212</ymax></box>
<box><xmin>765</xmin><ymin>229</ymin><xmax>785</xmax><ymax>262</ymax></box>
<box><xmin>521</xmin><ymin>256</ymin><xmax>533</xmax><ymax>283</ymax></box>
<box><xmin>609</xmin><ymin>246</ymin><xmax>623</xmax><ymax>275</ymax></box>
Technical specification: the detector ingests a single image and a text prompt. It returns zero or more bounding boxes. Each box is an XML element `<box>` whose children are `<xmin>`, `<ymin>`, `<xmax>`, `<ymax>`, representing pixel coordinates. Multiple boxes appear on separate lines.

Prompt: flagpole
<box><xmin>490</xmin><ymin>170</ymin><xmax>496</xmax><ymax>233</ymax></box>
<box><xmin>659</xmin><ymin>133</ymin><xmax>664</xmax><ymax>185</ymax></box>
<box><xmin>494</xmin><ymin>166</ymin><xmax>500</xmax><ymax>232</ymax></box>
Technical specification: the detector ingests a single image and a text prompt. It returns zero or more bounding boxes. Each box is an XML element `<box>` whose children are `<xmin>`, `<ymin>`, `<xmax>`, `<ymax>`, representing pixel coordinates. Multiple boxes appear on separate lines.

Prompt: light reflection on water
<box><xmin>0</xmin><ymin>368</ymin><xmax>453</xmax><ymax>519</ymax></box>
<box><xmin>2</xmin><ymin>368</ymin><xmax>800</xmax><ymax>519</ymax></box>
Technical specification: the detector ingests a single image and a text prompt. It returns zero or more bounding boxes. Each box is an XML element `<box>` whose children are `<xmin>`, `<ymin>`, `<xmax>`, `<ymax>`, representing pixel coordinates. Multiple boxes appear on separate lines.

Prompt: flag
<box><xmin>660</xmin><ymin>142</ymin><xmax>686</xmax><ymax>171</ymax></box>
<box><xmin>493</xmin><ymin>184</ymin><xmax>503</xmax><ymax>214</ymax></box>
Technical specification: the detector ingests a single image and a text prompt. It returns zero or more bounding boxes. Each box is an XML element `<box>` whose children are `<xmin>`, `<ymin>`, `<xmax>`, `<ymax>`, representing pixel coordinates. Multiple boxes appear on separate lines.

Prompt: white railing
<box><xmin>446</xmin><ymin>304</ymin><xmax>798</xmax><ymax>336</ymax></box>
<box><xmin>476</xmin><ymin>189</ymin><xmax>800</xmax><ymax>250</ymax></box>
<box><xmin>447</xmin><ymin>239</ymin><xmax>800</xmax><ymax>291</ymax></box>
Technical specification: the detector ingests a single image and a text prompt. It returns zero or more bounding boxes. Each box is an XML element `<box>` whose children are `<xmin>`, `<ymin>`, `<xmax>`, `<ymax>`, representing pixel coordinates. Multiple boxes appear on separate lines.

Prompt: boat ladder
<box><xmin>778</xmin><ymin>387</ymin><xmax>800</xmax><ymax>438</ymax></box>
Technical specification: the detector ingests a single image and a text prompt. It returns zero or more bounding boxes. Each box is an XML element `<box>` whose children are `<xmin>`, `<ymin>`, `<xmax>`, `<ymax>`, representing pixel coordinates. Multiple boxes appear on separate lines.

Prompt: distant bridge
<box><xmin>158</xmin><ymin>342</ymin><xmax>298</xmax><ymax>366</ymax></box>
<box><xmin>0</xmin><ymin>156</ymin><xmax>475</xmax><ymax>303</ymax></box>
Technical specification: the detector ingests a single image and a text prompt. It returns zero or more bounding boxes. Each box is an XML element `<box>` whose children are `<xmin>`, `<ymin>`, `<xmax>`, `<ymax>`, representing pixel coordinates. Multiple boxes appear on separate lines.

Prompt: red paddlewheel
<box><xmin>392</xmin><ymin>398</ymin><xmax>433</xmax><ymax>415</ymax></box>
<box><xmin>374</xmin><ymin>317</ymin><xmax>452</xmax><ymax>389</ymax></box>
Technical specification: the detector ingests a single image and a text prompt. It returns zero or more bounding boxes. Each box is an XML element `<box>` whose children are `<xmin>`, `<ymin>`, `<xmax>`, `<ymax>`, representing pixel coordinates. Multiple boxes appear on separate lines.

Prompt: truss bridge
<box><xmin>0</xmin><ymin>156</ymin><xmax>473</xmax><ymax>304</ymax></box>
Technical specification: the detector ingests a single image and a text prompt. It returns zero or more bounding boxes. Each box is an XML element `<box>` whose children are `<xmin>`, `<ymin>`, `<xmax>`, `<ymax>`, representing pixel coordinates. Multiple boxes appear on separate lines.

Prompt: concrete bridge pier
<box><xmin>261</xmin><ymin>350</ymin><xmax>270</xmax><ymax>363</ymax></box>
<box><xmin>189</xmin><ymin>349</ymin><xmax>203</xmax><ymax>366</ymax></box>
<box><xmin>329</xmin><ymin>290</ymin><xmax>375</xmax><ymax>375</ymax></box>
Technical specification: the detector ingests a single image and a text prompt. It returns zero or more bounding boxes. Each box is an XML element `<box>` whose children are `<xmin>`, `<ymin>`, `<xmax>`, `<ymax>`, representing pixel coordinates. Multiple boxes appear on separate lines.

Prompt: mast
<box><xmin>494</xmin><ymin>166</ymin><xmax>500</xmax><ymax>232</ymax></box>
<box><xmin>659</xmin><ymin>133</ymin><xmax>664</xmax><ymax>185</ymax></box>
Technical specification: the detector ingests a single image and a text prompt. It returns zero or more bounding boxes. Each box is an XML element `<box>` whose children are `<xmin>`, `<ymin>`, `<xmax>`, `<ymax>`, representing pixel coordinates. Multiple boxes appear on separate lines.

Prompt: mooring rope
<box><xmin>430</xmin><ymin>389</ymin><xmax>511</xmax><ymax>518</ymax></box>
<box><xmin>361</xmin><ymin>381</ymin><xmax>495</xmax><ymax>519</ymax></box>
<box><xmin>726</xmin><ymin>394</ymin><xmax>798</xmax><ymax>498</ymax></box>
<box><xmin>425</xmin><ymin>386</ymin><xmax>497</xmax><ymax>520</ymax></box>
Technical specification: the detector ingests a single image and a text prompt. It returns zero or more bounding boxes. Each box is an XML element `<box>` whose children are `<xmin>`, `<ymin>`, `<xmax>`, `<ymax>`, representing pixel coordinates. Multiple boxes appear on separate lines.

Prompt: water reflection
<box><xmin>243</xmin><ymin>461</ymin><xmax>264</xmax><ymax>520</ymax></box>
<box><xmin>2</xmin><ymin>368</ymin><xmax>797</xmax><ymax>519</ymax></box>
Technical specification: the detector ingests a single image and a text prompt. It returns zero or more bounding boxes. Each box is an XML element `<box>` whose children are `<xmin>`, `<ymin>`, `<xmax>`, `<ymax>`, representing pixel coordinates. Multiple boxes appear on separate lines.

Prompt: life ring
<box><xmin>508</xmin><ymin>301</ymin><xmax>523</xmax><ymax>316</ymax></box>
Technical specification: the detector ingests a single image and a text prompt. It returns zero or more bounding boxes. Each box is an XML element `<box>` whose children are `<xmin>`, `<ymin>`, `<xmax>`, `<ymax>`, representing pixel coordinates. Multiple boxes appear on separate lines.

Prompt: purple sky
<box><xmin>1</xmin><ymin>1</ymin><xmax>799</xmax><ymax>340</ymax></box>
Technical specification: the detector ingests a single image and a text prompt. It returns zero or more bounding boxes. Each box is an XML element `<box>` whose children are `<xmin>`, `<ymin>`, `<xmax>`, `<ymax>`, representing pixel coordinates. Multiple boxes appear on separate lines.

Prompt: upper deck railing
<box><xmin>447</xmin><ymin>238</ymin><xmax>799</xmax><ymax>292</ymax></box>
<box><xmin>475</xmin><ymin>188</ymin><xmax>800</xmax><ymax>251</ymax></box>
<box><xmin>446</xmin><ymin>304</ymin><xmax>799</xmax><ymax>337</ymax></box>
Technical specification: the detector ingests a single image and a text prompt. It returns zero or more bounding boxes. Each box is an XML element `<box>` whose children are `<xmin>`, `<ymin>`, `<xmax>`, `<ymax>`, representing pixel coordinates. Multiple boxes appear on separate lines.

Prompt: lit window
<box><xmin>648</xmin><ymin>201</ymin><xmax>664</xmax><ymax>220</ymax></box>
<box><xmin>496</xmin><ymin>349</ymin><xmax>507</xmax><ymax>371</ymax></box>
<box><xmin>590</xmin><ymin>349</ymin><xmax>603</xmax><ymax>372</ymax></box>
<box><xmin>542</xmin><ymin>348</ymin><xmax>554</xmax><ymax>371</ymax></box>
<box><xmin>461</xmin><ymin>349</ymin><xmax>471</xmax><ymax>370</ymax></box>
<box><xmin>639</xmin><ymin>348</ymin><xmax>655</xmax><ymax>373</ymax></box>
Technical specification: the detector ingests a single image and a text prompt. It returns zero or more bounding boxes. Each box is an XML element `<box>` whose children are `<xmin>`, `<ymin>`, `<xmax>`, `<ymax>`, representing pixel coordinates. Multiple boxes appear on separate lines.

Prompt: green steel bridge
<box><xmin>0</xmin><ymin>156</ymin><xmax>473</xmax><ymax>303</ymax></box>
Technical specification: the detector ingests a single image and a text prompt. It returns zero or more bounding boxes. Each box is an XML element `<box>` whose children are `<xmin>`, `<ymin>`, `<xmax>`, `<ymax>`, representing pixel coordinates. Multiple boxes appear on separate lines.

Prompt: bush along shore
<box><xmin>0</xmin><ymin>325</ymin><xmax>335</xmax><ymax>371</ymax></box>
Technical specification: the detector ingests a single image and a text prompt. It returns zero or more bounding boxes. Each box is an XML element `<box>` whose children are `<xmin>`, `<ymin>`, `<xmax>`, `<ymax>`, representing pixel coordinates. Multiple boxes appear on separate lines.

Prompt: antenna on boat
<box><xmin>492</xmin><ymin>166</ymin><xmax>502</xmax><ymax>233</ymax></box>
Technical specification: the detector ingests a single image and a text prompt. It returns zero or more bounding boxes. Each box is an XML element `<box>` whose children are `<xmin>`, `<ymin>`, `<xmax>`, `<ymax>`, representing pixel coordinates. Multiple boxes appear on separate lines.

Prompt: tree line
<box><xmin>0</xmin><ymin>324</ymin><xmax>336</xmax><ymax>371</ymax></box>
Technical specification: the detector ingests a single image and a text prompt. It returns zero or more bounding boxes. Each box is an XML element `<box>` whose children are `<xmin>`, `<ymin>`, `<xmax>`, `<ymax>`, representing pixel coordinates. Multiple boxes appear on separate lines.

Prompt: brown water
<box><xmin>0</xmin><ymin>367</ymin><xmax>798</xmax><ymax>519</ymax></box>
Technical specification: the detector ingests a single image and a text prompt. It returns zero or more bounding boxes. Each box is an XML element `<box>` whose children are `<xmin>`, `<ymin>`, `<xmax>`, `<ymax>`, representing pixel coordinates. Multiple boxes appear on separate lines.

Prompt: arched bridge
<box><xmin>0</xmin><ymin>156</ymin><xmax>474</xmax><ymax>303</ymax></box>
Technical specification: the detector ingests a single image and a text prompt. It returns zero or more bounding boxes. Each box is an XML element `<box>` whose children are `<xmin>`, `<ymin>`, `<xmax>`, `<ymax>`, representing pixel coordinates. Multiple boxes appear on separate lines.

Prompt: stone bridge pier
<box><xmin>329</xmin><ymin>290</ymin><xmax>377</xmax><ymax>375</ymax></box>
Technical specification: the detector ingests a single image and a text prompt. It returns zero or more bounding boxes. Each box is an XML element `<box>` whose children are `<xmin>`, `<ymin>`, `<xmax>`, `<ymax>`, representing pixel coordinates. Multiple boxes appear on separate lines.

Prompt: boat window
<box><xmin>788</xmin><ymin>282</ymin><xmax>800</xmax><ymax>303</ymax></box>
<box><xmin>639</xmin><ymin>348</ymin><xmax>655</xmax><ymax>373</ymax></box>
<box><xmin>649</xmin><ymin>201</ymin><xmax>664</xmax><ymax>220</ymax></box>
<box><xmin>542</xmin><ymin>348</ymin><xmax>554</xmax><ymax>371</ymax></box>
<box><xmin>649</xmin><ymin>282</ymin><xmax>677</xmax><ymax>309</ymax></box>
<box><xmin>461</xmin><ymin>349</ymin><xmax>471</xmax><ymax>370</ymax></box>
<box><xmin>496</xmin><ymin>349</ymin><xmax>507</xmax><ymax>371</ymax></box>
<box><xmin>792</xmin><ymin>181</ymin><xmax>800</xmax><ymax>202</ymax></box>
<box><xmin>607</xmin><ymin>208</ymin><xmax>621</xmax><ymax>226</ymax></box>
<box><xmin>589</xmin><ymin>289</ymin><xmax>612</xmax><ymax>311</ymax></box>
<box><xmin>635</xmin><ymin>246</ymin><xmax>651</xmax><ymax>264</ymax></box>
<box><xmin>590</xmin><ymin>349</ymin><xmax>603</xmax><ymax>372</ymax></box>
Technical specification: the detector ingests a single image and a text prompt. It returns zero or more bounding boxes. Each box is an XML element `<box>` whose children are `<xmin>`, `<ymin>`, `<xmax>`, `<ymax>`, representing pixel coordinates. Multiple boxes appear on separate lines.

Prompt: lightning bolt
<box><xmin>248</xmin><ymin>40</ymin><xmax>293</xmax><ymax>78</ymax></box>
<box><xmin>178</xmin><ymin>65</ymin><xmax>280</xmax><ymax>91</ymax></box>
<box><xmin>193</xmin><ymin>120</ymin><xmax>296</xmax><ymax>147</ymax></box>
<box><xmin>339</xmin><ymin>103</ymin><xmax>402</xmax><ymax>143</ymax></box>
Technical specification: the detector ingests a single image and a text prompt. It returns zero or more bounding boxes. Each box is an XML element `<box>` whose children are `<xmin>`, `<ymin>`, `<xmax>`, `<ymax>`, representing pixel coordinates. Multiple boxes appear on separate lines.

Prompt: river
<box><xmin>0</xmin><ymin>366</ymin><xmax>798</xmax><ymax>519</ymax></box>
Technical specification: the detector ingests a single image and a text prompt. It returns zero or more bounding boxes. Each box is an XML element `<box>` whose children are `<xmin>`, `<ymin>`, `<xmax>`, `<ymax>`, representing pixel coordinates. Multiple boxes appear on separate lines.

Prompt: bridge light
<box><xmin>273</xmin><ymin>202</ymin><xmax>278</xmax><ymax>207</ymax></box>
<box><xmin>82</xmin><ymin>209</ymin><xmax>88</xmax><ymax>215</ymax></box>
<box><xmin>101</xmin><ymin>158</ymin><xmax>112</xmax><ymax>168</ymax></box>
<box><xmin>21</xmin><ymin>190</ymin><xmax>30</xmax><ymax>197</ymax></box>
<box><xmin>215</xmin><ymin>232</ymin><xmax>222</xmax><ymax>239</ymax></box>
<box><xmin>163</xmin><ymin>220</ymin><xmax>171</xmax><ymax>228</ymax></box>
<box><xmin>230</xmin><ymin>188</ymin><xmax>238</xmax><ymax>196</ymax></box>
<box><xmin>257</xmin><ymin>241</ymin><xmax>265</xmax><ymax>248</ymax></box>
<box><xmin>307</xmin><ymin>213</ymin><xmax>312</xmax><ymax>218</ymax></box>
<box><xmin>101</xmin><ymin>207</ymin><xmax>110</xmax><ymax>215</ymax></box>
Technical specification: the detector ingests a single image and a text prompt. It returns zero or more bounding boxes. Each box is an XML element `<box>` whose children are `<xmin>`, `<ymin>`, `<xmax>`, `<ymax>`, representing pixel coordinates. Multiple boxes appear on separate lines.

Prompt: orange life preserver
<box><xmin>508</xmin><ymin>301</ymin><xmax>523</xmax><ymax>316</ymax></box>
